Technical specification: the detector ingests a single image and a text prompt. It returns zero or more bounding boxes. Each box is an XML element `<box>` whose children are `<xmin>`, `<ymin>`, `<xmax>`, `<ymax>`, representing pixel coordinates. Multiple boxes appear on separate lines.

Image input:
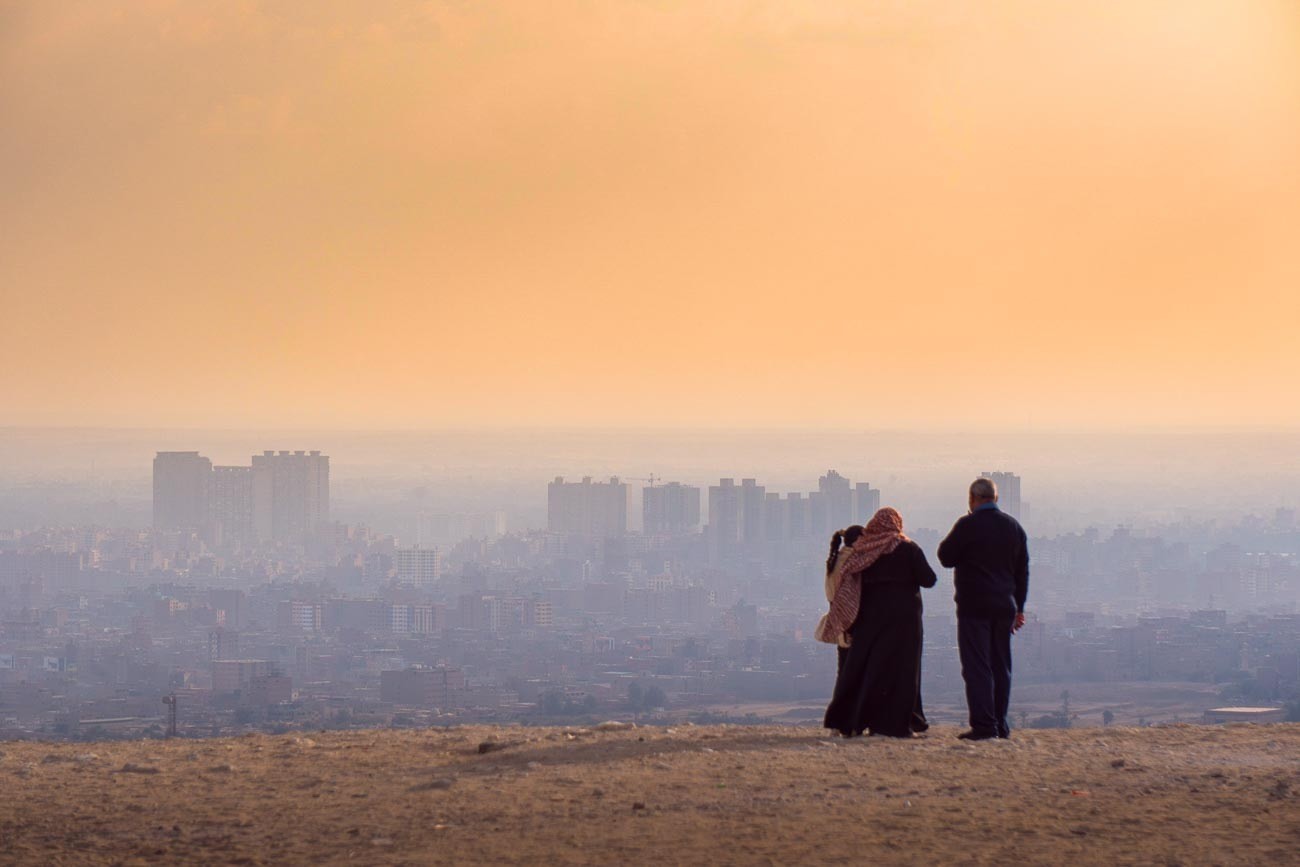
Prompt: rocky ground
<box><xmin>1</xmin><ymin>723</ymin><xmax>1297</xmax><ymax>865</ymax></box>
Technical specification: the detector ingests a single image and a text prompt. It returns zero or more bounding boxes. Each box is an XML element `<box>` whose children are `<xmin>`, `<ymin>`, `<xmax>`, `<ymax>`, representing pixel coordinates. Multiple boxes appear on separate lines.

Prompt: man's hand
<box><xmin>1012</xmin><ymin>613</ymin><xmax>1026</xmax><ymax>634</ymax></box>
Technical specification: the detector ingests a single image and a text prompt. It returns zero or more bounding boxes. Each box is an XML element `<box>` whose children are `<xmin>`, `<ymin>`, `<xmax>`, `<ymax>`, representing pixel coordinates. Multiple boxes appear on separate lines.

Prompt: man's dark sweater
<box><xmin>937</xmin><ymin>504</ymin><xmax>1029</xmax><ymax>619</ymax></box>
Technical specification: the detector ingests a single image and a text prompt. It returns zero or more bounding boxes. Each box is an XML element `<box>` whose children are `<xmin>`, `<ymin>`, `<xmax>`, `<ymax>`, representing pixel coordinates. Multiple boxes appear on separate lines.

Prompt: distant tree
<box><xmin>581</xmin><ymin>694</ymin><xmax>598</xmax><ymax>713</ymax></box>
<box><xmin>541</xmin><ymin>689</ymin><xmax>566</xmax><ymax>716</ymax></box>
<box><xmin>627</xmin><ymin>681</ymin><xmax>644</xmax><ymax>711</ymax></box>
<box><xmin>643</xmin><ymin>685</ymin><xmax>668</xmax><ymax>709</ymax></box>
<box><xmin>1102</xmin><ymin>709</ymin><xmax>1115</xmax><ymax>727</ymax></box>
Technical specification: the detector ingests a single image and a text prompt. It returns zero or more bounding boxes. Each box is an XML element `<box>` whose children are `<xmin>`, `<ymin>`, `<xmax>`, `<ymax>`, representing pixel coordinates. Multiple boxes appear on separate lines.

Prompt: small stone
<box><xmin>631</xmin><ymin>802</ymin><xmax>646</xmax><ymax>811</ymax></box>
<box><xmin>118</xmin><ymin>763</ymin><xmax>160</xmax><ymax>774</ymax></box>
<box><xmin>478</xmin><ymin>741</ymin><xmax>506</xmax><ymax>754</ymax></box>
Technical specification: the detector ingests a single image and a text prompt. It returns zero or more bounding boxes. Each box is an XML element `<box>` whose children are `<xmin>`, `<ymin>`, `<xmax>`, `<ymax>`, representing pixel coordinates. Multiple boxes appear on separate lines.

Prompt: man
<box><xmin>938</xmin><ymin>477</ymin><xmax>1029</xmax><ymax>740</ymax></box>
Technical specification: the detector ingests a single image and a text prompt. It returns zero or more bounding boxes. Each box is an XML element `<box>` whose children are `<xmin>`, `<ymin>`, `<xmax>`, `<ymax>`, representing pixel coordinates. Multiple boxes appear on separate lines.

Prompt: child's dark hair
<box><xmin>826</xmin><ymin>525</ymin><xmax>865</xmax><ymax>574</ymax></box>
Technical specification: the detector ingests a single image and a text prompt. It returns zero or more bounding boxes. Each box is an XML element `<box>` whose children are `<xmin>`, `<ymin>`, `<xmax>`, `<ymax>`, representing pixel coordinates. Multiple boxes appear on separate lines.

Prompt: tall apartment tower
<box><xmin>739</xmin><ymin>478</ymin><xmax>767</xmax><ymax>542</ymax></box>
<box><xmin>982</xmin><ymin>471</ymin><xmax>1022</xmax><ymax>520</ymax></box>
<box><xmin>818</xmin><ymin>470</ymin><xmax>854</xmax><ymax>535</ymax></box>
<box><xmin>706</xmin><ymin>478</ymin><xmax>767</xmax><ymax>562</ymax></box>
<box><xmin>854</xmin><ymin>482</ymin><xmax>881</xmax><ymax>523</ymax></box>
<box><xmin>547</xmin><ymin>476</ymin><xmax>628</xmax><ymax>536</ymax></box>
<box><xmin>153</xmin><ymin>451</ymin><xmax>212</xmax><ymax>530</ymax></box>
<box><xmin>210</xmin><ymin>465</ymin><xmax>254</xmax><ymax>547</ymax></box>
<box><xmin>706</xmin><ymin>479</ymin><xmax>742</xmax><ymax>545</ymax></box>
<box><xmin>251</xmin><ymin>450</ymin><xmax>330</xmax><ymax>544</ymax></box>
<box><xmin>784</xmin><ymin>492</ymin><xmax>808</xmax><ymax>540</ymax></box>
<box><xmin>394</xmin><ymin>547</ymin><xmax>442</xmax><ymax>586</ymax></box>
<box><xmin>642</xmin><ymin>482</ymin><xmax>701</xmax><ymax>535</ymax></box>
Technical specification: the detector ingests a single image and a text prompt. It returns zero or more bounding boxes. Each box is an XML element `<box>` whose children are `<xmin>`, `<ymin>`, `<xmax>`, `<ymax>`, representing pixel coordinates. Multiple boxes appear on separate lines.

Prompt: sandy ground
<box><xmin>1</xmin><ymin>723</ymin><xmax>1297</xmax><ymax>865</ymax></box>
<box><xmin>714</xmin><ymin>681</ymin><xmax>1231</xmax><ymax>728</ymax></box>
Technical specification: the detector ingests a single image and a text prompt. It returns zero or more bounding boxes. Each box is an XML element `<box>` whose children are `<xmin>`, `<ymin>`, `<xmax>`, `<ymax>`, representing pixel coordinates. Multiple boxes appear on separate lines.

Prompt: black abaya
<box><xmin>824</xmin><ymin>540</ymin><xmax>937</xmax><ymax>737</ymax></box>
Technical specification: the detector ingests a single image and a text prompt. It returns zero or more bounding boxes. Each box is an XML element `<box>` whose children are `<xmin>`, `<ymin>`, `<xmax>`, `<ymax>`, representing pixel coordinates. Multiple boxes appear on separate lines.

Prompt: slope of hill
<box><xmin>1</xmin><ymin>723</ymin><xmax>1296</xmax><ymax>864</ymax></box>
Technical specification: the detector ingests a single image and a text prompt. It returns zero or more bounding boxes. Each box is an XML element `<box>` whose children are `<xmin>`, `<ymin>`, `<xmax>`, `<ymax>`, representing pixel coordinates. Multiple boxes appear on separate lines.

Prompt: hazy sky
<box><xmin>3</xmin><ymin>1</ymin><xmax>1298</xmax><ymax>429</ymax></box>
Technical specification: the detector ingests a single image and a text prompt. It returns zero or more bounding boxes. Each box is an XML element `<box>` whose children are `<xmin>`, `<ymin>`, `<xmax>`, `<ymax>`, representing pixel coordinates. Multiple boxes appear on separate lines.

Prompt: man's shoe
<box><xmin>957</xmin><ymin>729</ymin><xmax>997</xmax><ymax>741</ymax></box>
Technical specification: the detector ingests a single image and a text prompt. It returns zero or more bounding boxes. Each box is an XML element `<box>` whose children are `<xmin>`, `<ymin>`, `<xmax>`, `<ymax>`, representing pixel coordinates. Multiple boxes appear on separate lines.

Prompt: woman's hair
<box><xmin>826</xmin><ymin>524</ymin><xmax>865</xmax><ymax>574</ymax></box>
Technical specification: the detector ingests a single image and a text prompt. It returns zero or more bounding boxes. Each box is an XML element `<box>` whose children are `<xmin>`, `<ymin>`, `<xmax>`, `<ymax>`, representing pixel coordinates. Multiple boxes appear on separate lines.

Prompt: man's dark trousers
<box><xmin>958</xmin><ymin>616</ymin><xmax>1013</xmax><ymax>737</ymax></box>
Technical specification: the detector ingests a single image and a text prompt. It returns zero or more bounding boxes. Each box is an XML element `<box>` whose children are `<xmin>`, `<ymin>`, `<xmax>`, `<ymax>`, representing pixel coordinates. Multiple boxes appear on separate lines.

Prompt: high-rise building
<box><xmin>251</xmin><ymin>450</ymin><xmax>330</xmax><ymax>544</ymax></box>
<box><xmin>394</xmin><ymin>547</ymin><xmax>442</xmax><ymax>586</ymax></box>
<box><xmin>818</xmin><ymin>470</ymin><xmax>853</xmax><ymax>534</ymax></box>
<box><xmin>207</xmin><ymin>588</ymin><xmax>246</xmax><ymax>630</ymax></box>
<box><xmin>740</xmin><ymin>478</ymin><xmax>767</xmax><ymax>542</ymax></box>
<box><xmin>785</xmin><ymin>492</ymin><xmax>808</xmax><ymax>540</ymax></box>
<box><xmin>152</xmin><ymin>451</ymin><xmax>212</xmax><ymax>530</ymax></box>
<box><xmin>982</xmin><ymin>471</ymin><xmax>1022</xmax><ymax>520</ymax></box>
<box><xmin>547</xmin><ymin>476</ymin><xmax>628</xmax><ymax>536</ymax></box>
<box><xmin>854</xmin><ymin>482</ymin><xmax>881</xmax><ymax>523</ymax></box>
<box><xmin>210</xmin><ymin>465</ymin><xmax>253</xmax><ymax>547</ymax></box>
<box><xmin>707</xmin><ymin>478</ymin><xmax>769</xmax><ymax>562</ymax></box>
<box><xmin>763</xmin><ymin>493</ymin><xmax>786</xmax><ymax>541</ymax></box>
<box><xmin>808</xmin><ymin>491</ymin><xmax>827</xmax><ymax>540</ymax></box>
<box><xmin>706</xmin><ymin>478</ymin><xmax>742</xmax><ymax>560</ymax></box>
<box><xmin>642</xmin><ymin>482</ymin><xmax>702</xmax><ymax>535</ymax></box>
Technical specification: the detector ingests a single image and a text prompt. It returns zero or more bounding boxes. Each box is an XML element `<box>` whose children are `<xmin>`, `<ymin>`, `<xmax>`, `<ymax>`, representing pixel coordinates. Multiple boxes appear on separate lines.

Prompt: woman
<box><xmin>820</xmin><ymin>507</ymin><xmax>937</xmax><ymax>738</ymax></box>
<box><xmin>816</xmin><ymin>523</ymin><xmax>864</xmax><ymax>653</ymax></box>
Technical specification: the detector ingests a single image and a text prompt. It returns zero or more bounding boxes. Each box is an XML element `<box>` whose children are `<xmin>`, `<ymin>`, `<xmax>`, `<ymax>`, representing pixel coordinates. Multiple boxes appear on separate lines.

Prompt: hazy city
<box><xmin>3</xmin><ymin>1</ymin><xmax>1298</xmax><ymax>863</ymax></box>
<box><xmin>1</xmin><ymin>427</ymin><xmax>1297</xmax><ymax>742</ymax></box>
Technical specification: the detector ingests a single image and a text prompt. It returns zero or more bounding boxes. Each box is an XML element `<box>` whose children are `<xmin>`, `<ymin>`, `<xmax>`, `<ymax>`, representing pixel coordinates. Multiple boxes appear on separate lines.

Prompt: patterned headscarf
<box><xmin>818</xmin><ymin>508</ymin><xmax>909</xmax><ymax>644</ymax></box>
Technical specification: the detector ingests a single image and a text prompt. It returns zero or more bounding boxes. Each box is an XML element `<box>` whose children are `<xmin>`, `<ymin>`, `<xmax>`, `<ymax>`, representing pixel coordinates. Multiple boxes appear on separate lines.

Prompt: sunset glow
<box><xmin>3</xmin><ymin>1</ymin><xmax>1298</xmax><ymax>428</ymax></box>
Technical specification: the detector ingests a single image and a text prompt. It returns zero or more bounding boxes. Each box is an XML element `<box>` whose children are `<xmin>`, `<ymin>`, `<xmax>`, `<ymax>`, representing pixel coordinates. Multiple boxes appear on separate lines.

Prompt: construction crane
<box><xmin>623</xmin><ymin>474</ymin><xmax>661</xmax><ymax>487</ymax></box>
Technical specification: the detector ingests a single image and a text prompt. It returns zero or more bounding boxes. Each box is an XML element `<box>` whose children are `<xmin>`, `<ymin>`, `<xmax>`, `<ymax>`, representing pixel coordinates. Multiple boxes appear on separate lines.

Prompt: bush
<box><xmin>1285</xmin><ymin>697</ymin><xmax>1300</xmax><ymax>723</ymax></box>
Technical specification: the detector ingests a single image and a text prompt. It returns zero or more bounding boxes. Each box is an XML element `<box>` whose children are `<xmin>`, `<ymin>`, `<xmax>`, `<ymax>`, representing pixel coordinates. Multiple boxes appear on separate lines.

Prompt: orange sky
<box><xmin>2</xmin><ymin>1</ymin><xmax>1298</xmax><ymax>429</ymax></box>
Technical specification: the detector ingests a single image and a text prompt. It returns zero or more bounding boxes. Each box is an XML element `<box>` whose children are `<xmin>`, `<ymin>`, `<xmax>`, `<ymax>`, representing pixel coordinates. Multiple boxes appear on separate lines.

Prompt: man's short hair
<box><xmin>970</xmin><ymin>478</ymin><xmax>998</xmax><ymax>500</ymax></box>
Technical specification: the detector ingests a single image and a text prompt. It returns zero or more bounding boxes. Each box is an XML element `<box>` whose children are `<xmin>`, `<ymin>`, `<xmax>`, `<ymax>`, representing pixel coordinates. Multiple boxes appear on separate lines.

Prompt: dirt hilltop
<box><xmin>2</xmin><ymin>724</ymin><xmax>1297</xmax><ymax>865</ymax></box>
